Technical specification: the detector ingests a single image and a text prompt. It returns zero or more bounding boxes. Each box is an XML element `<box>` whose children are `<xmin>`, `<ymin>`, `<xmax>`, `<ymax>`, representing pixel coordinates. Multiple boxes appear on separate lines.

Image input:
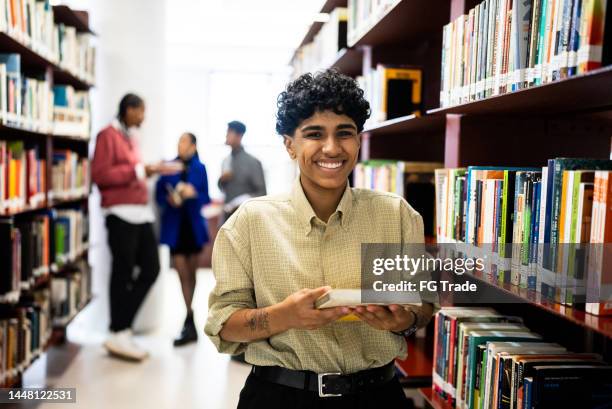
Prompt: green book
<box><xmin>466</xmin><ymin>331</ymin><xmax>541</xmax><ymax>409</ymax></box>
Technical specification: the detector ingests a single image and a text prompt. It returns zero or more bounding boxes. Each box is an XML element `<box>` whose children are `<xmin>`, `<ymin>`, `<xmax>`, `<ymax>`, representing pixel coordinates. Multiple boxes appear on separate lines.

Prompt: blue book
<box><xmin>0</xmin><ymin>53</ymin><xmax>21</xmax><ymax>75</ymax></box>
<box><xmin>523</xmin><ymin>377</ymin><xmax>532</xmax><ymax>409</ymax></box>
<box><xmin>53</xmin><ymin>85</ymin><xmax>69</xmax><ymax>107</ymax></box>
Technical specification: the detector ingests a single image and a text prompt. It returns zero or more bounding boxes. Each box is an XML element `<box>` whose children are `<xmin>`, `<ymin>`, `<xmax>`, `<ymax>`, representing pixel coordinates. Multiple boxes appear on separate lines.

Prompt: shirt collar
<box><xmin>291</xmin><ymin>177</ymin><xmax>353</xmax><ymax>235</ymax></box>
<box><xmin>111</xmin><ymin>118</ymin><xmax>130</xmax><ymax>138</ymax></box>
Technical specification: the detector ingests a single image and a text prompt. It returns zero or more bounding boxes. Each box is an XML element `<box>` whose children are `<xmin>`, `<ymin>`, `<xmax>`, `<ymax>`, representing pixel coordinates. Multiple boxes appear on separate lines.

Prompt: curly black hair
<box><xmin>276</xmin><ymin>69</ymin><xmax>371</xmax><ymax>136</ymax></box>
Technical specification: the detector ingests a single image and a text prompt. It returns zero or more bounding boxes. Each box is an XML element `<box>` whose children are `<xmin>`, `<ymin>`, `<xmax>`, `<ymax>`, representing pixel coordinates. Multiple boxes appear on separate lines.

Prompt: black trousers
<box><xmin>106</xmin><ymin>215</ymin><xmax>160</xmax><ymax>332</ymax></box>
<box><xmin>237</xmin><ymin>372</ymin><xmax>411</xmax><ymax>409</ymax></box>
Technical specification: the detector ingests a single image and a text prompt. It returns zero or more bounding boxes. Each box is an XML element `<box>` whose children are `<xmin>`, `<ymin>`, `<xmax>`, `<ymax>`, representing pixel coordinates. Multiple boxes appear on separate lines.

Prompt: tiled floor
<box><xmin>24</xmin><ymin>269</ymin><xmax>251</xmax><ymax>409</ymax></box>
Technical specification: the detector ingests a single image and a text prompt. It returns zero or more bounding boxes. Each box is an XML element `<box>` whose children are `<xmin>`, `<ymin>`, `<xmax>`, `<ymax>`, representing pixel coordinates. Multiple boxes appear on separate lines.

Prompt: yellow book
<box><xmin>380</xmin><ymin>66</ymin><xmax>423</xmax><ymax>120</ymax></box>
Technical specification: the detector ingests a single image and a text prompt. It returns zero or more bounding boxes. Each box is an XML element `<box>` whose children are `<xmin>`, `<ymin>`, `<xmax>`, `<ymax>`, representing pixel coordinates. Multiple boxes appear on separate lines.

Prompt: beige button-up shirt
<box><xmin>205</xmin><ymin>178</ymin><xmax>425</xmax><ymax>374</ymax></box>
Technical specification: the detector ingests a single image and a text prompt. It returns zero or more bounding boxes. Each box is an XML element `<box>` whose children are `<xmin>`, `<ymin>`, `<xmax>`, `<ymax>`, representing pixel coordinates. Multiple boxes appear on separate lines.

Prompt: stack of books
<box><xmin>0</xmin><ymin>141</ymin><xmax>46</xmax><ymax>214</ymax></box>
<box><xmin>432</xmin><ymin>307</ymin><xmax>612</xmax><ymax>409</ymax></box>
<box><xmin>0</xmin><ymin>0</ymin><xmax>96</xmax><ymax>84</ymax></box>
<box><xmin>440</xmin><ymin>0</ymin><xmax>612</xmax><ymax>107</ymax></box>
<box><xmin>50</xmin><ymin>149</ymin><xmax>89</xmax><ymax>201</ymax></box>
<box><xmin>51</xmin><ymin>209</ymin><xmax>87</xmax><ymax>268</ymax></box>
<box><xmin>51</xmin><ymin>258</ymin><xmax>91</xmax><ymax>326</ymax></box>
<box><xmin>52</xmin><ymin>85</ymin><xmax>90</xmax><ymax>139</ymax></box>
<box><xmin>434</xmin><ymin>159</ymin><xmax>612</xmax><ymax>314</ymax></box>
<box><xmin>0</xmin><ymin>53</ymin><xmax>54</xmax><ymax>133</ymax></box>
<box><xmin>0</xmin><ymin>288</ymin><xmax>52</xmax><ymax>387</ymax></box>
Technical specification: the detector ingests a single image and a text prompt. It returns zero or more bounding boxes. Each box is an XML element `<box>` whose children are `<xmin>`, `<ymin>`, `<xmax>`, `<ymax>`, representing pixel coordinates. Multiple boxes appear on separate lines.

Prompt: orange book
<box><xmin>9</xmin><ymin>0</ymin><xmax>17</xmax><ymax>30</ymax></box>
<box><xmin>8</xmin><ymin>158</ymin><xmax>16</xmax><ymax>201</ymax></box>
<box><xmin>588</xmin><ymin>171</ymin><xmax>612</xmax><ymax>315</ymax></box>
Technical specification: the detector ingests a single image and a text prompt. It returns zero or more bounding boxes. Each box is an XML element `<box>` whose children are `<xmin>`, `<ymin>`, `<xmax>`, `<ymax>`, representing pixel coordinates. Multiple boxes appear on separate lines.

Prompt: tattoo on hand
<box><xmin>244</xmin><ymin>309</ymin><xmax>270</xmax><ymax>333</ymax></box>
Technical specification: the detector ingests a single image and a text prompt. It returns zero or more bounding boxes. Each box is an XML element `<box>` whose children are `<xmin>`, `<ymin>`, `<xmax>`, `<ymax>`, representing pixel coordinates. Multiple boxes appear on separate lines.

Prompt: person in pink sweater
<box><xmin>91</xmin><ymin>93</ymin><xmax>180</xmax><ymax>361</ymax></box>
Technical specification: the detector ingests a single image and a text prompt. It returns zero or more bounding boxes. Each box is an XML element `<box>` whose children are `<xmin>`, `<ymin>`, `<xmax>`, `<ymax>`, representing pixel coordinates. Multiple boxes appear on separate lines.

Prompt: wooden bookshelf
<box><xmin>329</xmin><ymin>48</ymin><xmax>362</xmax><ymax>77</ymax></box>
<box><xmin>364</xmin><ymin>114</ymin><xmax>446</xmax><ymax>136</ymax></box>
<box><xmin>429</xmin><ymin>65</ymin><xmax>612</xmax><ymax>116</ymax></box>
<box><xmin>292</xmin><ymin>0</ymin><xmax>612</xmax><ymax>400</ymax></box>
<box><xmin>52</xmin><ymin>5</ymin><xmax>95</xmax><ymax>34</ymax></box>
<box><xmin>420</xmin><ymin>387</ymin><xmax>453</xmax><ymax>409</ymax></box>
<box><xmin>0</xmin><ymin>32</ymin><xmax>93</xmax><ymax>89</ymax></box>
<box><xmin>0</xmin><ymin>3</ymin><xmax>94</xmax><ymax>388</ymax></box>
<box><xmin>348</xmin><ymin>0</ymin><xmax>450</xmax><ymax>48</ymax></box>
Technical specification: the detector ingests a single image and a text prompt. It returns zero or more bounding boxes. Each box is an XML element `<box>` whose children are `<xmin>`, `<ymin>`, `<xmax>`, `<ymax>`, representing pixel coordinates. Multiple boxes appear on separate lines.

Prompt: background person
<box><xmin>218</xmin><ymin>120</ymin><xmax>267</xmax><ymax>222</ymax></box>
<box><xmin>91</xmin><ymin>93</ymin><xmax>180</xmax><ymax>361</ymax></box>
<box><xmin>156</xmin><ymin>132</ymin><xmax>211</xmax><ymax>346</ymax></box>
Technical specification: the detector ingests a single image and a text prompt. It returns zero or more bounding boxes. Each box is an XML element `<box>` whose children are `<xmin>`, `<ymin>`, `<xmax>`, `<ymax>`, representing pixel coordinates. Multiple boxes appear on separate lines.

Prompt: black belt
<box><xmin>251</xmin><ymin>362</ymin><xmax>396</xmax><ymax>398</ymax></box>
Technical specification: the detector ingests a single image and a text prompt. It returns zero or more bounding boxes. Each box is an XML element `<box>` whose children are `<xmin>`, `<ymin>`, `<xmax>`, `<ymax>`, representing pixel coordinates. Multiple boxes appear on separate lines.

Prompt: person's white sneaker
<box><xmin>103</xmin><ymin>329</ymin><xmax>149</xmax><ymax>362</ymax></box>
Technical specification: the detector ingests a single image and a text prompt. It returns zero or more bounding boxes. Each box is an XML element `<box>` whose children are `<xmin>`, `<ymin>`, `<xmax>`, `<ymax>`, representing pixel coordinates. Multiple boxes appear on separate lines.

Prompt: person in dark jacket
<box><xmin>155</xmin><ymin>132</ymin><xmax>211</xmax><ymax>346</ymax></box>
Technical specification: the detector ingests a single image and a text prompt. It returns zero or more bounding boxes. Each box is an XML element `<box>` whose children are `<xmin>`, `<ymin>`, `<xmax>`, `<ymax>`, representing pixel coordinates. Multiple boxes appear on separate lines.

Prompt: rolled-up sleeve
<box><xmin>204</xmin><ymin>209</ymin><xmax>256</xmax><ymax>354</ymax></box>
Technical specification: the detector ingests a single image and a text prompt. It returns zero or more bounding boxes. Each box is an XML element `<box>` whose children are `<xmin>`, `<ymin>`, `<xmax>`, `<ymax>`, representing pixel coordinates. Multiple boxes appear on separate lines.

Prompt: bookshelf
<box><xmin>0</xmin><ymin>3</ymin><xmax>94</xmax><ymax>388</ymax></box>
<box><xmin>292</xmin><ymin>0</ymin><xmax>612</xmax><ymax>402</ymax></box>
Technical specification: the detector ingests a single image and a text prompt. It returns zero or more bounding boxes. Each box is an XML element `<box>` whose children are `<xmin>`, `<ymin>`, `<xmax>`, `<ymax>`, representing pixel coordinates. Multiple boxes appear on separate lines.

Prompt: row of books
<box><xmin>0</xmin><ymin>290</ymin><xmax>51</xmax><ymax>387</ymax></box>
<box><xmin>0</xmin><ymin>141</ymin><xmax>46</xmax><ymax>215</ymax></box>
<box><xmin>51</xmin><ymin>260</ymin><xmax>90</xmax><ymax>326</ymax></box>
<box><xmin>353</xmin><ymin>160</ymin><xmax>441</xmax><ymax>236</ymax></box>
<box><xmin>432</xmin><ymin>307</ymin><xmax>612</xmax><ymax>409</ymax></box>
<box><xmin>0</xmin><ymin>0</ymin><xmax>95</xmax><ymax>84</ymax></box>
<box><xmin>50</xmin><ymin>149</ymin><xmax>89</xmax><ymax>201</ymax></box>
<box><xmin>347</xmin><ymin>0</ymin><xmax>399</xmax><ymax>46</ymax></box>
<box><xmin>0</xmin><ymin>54</ymin><xmax>91</xmax><ymax>135</ymax></box>
<box><xmin>440</xmin><ymin>0</ymin><xmax>612</xmax><ymax>108</ymax></box>
<box><xmin>0</xmin><ymin>210</ymin><xmax>88</xmax><ymax>300</ymax></box>
<box><xmin>434</xmin><ymin>158</ymin><xmax>612</xmax><ymax>314</ymax></box>
<box><xmin>52</xmin><ymin>85</ymin><xmax>90</xmax><ymax>139</ymax></box>
<box><xmin>357</xmin><ymin>65</ymin><xmax>423</xmax><ymax>126</ymax></box>
<box><xmin>51</xmin><ymin>209</ymin><xmax>87</xmax><ymax>268</ymax></box>
<box><xmin>0</xmin><ymin>53</ymin><xmax>54</xmax><ymax>133</ymax></box>
<box><xmin>291</xmin><ymin>7</ymin><xmax>347</xmax><ymax>78</ymax></box>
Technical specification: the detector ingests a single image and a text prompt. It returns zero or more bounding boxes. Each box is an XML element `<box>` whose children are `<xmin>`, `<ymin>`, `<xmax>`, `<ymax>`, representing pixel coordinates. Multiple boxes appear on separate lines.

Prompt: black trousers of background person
<box><xmin>105</xmin><ymin>215</ymin><xmax>160</xmax><ymax>332</ymax></box>
<box><xmin>237</xmin><ymin>373</ymin><xmax>413</xmax><ymax>409</ymax></box>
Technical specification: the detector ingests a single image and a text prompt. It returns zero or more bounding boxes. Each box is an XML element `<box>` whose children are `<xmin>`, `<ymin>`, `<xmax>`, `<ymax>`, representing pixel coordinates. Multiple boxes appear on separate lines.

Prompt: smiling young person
<box><xmin>205</xmin><ymin>70</ymin><xmax>434</xmax><ymax>408</ymax></box>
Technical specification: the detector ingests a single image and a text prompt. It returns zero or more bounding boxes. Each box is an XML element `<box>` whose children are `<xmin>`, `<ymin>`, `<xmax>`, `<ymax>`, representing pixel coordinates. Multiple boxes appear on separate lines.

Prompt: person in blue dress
<box><xmin>156</xmin><ymin>132</ymin><xmax>211</xmax><ymax>346</ymax></box>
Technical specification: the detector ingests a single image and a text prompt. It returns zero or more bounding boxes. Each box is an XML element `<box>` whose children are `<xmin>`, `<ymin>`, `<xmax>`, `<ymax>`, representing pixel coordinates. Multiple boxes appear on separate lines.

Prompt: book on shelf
<box><xmin>15</xmin><ymin>215</ymin><xmax>50</xmax><ymax>287</ymax></box>
<box><xmin>0</xmin><ymin>220</ymin><xmax>21</xmax><ymax>302</ymax></box>
<box><xmin>50</xmin><ymin>258</ymin><xmax>91</xmax><ymax>326</ymax></box>
<box><xmin>358</xmin><ymin>65</ymin><xmax>423</xmax><ymax>126</ymax></box>
<box><xmin>0</xmin><ymin>0</ymin><xmax>95</xmax><ymax>83</ymax></box>
<box><xmin>432</xmin><ymin>307</ymin><xmax>611</xmax><ymax>409</ymax></box>
<box><xmin>587</xmin><ymin>170</ymin><xmax>612</xmax><ymax>315</ymax></box>
<box><xmin>51</xmin><ymin>209</ymin><xmax>87</xmax><ymax>267</ymax></box>
<box><xmin>354</xmin><ymin>160</ymin><xmax>442</xmax><ymax>236</ymax></box>
<box><xmin>347</xmin><ymin>0</ymin><xmax>399</xmax><ymax>45</ymax></box>
<box><xmin>52</xmin><ymin>85</ymin><xmax>90</xmax><ymax>138</ymax></box>
<box><xmin>0</xmin><ymin>53</ymin><xmax>54</xmax><ymax>132</ymax></box>
<box><xmin>439</xmin><ymin>0</ymin><xmax>612</xmax><ymax>108</ymax></box>
<box><xmin>291</xmin><ymin>7</ymin><xmax>348</xmax><ymax>78</ymax></box>
<box><xmin>50</xmin><ymin>149</ymin><xmax>89</xmax><ymax>201</ymax></box>
<box><xmin>0</xmin><ymin>140</ymin><xmax>46</xmax><ymax>214</ymax></box>
<box><xmin>56</xmin><ymin>23</ymin><xmax>95</xmax><ymax>83</ymax></box>
<box><xmin>0</xmin><ymin>288</ymin><xmax>52</xmax><ymax>387</ymax></box>
<box><xmin>435</xmin><ymin>160</ymin><xmax>612</xmax><ymax>315</ymax></box>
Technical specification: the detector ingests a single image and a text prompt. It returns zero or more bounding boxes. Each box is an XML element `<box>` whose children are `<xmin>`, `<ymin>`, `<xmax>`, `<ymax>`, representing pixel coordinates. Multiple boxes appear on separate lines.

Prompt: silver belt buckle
<box><xmin>317</xmin><ymin>372</ymin><xmax>342</xmax><ymax>398</ymax></box>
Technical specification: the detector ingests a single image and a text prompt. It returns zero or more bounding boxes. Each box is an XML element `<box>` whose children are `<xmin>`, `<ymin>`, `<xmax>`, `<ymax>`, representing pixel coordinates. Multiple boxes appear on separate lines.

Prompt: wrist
<box><xmin>392</xmin><ymin>310</ymin><xmax>418</xmax><ymax>336</ymax></box>
<box><xmin>269</xmin><ymin>302</ymin><xmax>292</xmax><ymax>334</ymax></box>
